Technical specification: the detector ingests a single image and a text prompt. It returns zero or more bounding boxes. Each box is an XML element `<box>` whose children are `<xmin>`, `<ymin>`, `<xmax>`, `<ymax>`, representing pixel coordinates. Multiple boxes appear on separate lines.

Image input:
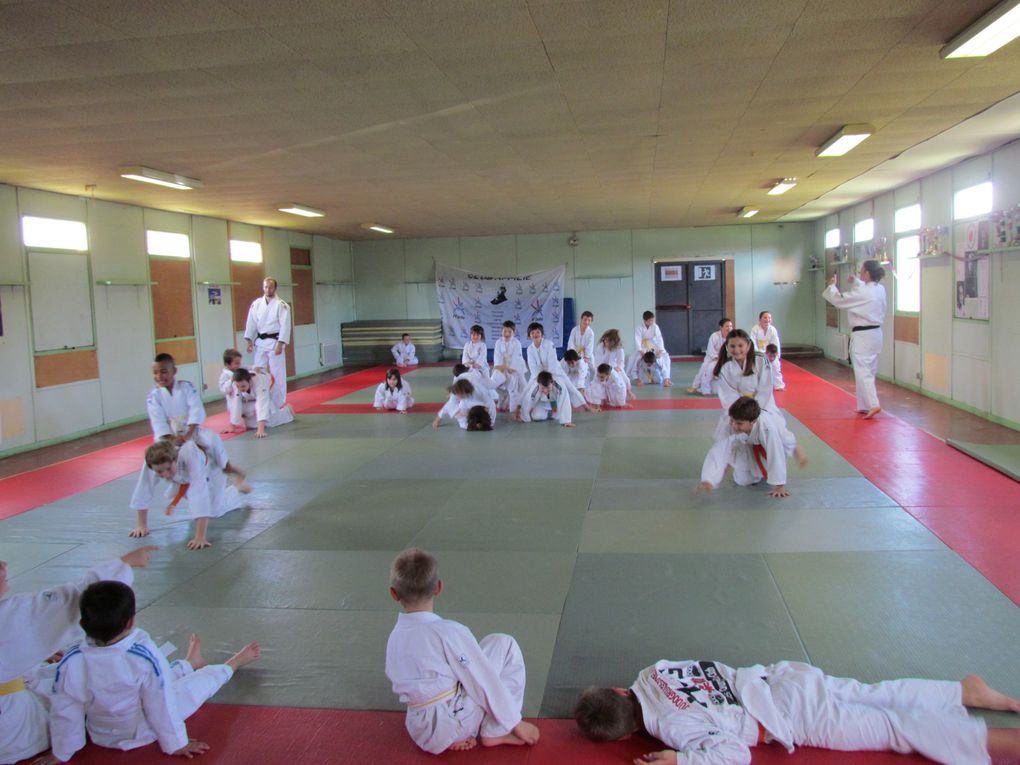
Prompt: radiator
<box><xmin>320</xmin><ymin>342</ymin><xmax>340</xmax><ymax>366</ymax></box>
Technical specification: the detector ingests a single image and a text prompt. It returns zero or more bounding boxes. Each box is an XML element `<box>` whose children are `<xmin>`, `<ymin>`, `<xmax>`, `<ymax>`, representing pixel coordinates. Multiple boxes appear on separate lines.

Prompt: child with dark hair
<box><xmin>230</xmin><ymin>367</ymin><xmax>295</xmax><ymax>435</ymax></box>
<box><xmin>575</xmin><ymin>659</ymin><xmax>1020</xmax><ymax>765</ymax></box>
<box><xmin>392</xmin><ymin>333</ymin><xmax>419</xmax><ymax>367</ymax></box>
<box><xmin>515</xmin><ymin>371</ymin><xmax>580</xmax><ymax>427</ymax></box>
<box><xmin>688</xmin><ymin>318</ymin><xmax>733</xmax><ymax>395</ymax></box>
<box><xmin>584</xmin><ymin>363</ymin><xmax>630</xmax><ymax>410</ymax></box>
<box><xmin>433</xmin><ymin>379</ymin><xmax>496</xmax><ymax>430</ymax></box>
<box><xmin>567</xmin><ymin>310</ymin><xmax>596</xmax><ymax>374</ymax></box>
<box><xmin>46</xmin><ymin>580</ymin><xmax>259</xmax><ymax>762</ymax></box>
<box><xmin>631</xmin><ymin>311</ymin><xmax>672</xmax><ymax>387</ymax></box>
<box><xmin>712</xmin><ymin>329</ymin><xmax>780</xmax><ymax>420</ymax></box>
<box><xmin>373</xmin><ymin>367</ymin><xmax>415</xmax><ymax>413</ymax></box>
<box><xmin>696</xmin><ymin>397</ymin><xmax>807</xmax><ymax>499</ymax></box>
<box><xmin>633</xmin><ymin>350</ymin><xmax>664</xmax><ymax>386</ymax></box>
<box><xmin>751</xmin><ymin>311</ymin><xmax>786</xmax><ymax>390</ymax></box>
<box><xmin>462</xmin><ymin>325</ymin><xmax>489</xmax><ymax>376</ymax></box>
<box><xmin>559</xmin><ymin>348</ymin><xmax>589</xmax><ymax>393</ymax></box>
<box><xmin>385</xmin><ymin>549</ymin><xmax>539</xmax><ymax>754</ymax></box>
<box><xmin>466</xmin><ymin>405</ymin><xmax>494</xmax><ymax>431</ymax></box>
<box><xmin>493</xmin><ymin>320</ymin><xmax>527</xmax><ymax>412</ymax></box>
<box><xmin>146</xmin><ymin>353</ymin><xmax>205</xmax><ymax>446</ymax></box>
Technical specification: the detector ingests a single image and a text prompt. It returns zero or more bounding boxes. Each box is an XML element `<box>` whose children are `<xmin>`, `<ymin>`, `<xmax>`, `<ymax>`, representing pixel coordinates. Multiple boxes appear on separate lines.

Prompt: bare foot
<box><xmin>186</xmin><ymin>538</ymin><xmax>212</xmax><ymax>550</ymax></box>
<box><xmin>447</xmin><ymin>737</ymin><xmax>477</xmax><ymax>751</ymax></box>
<box><xmin>129</xmin><ymin>526</ymin><xmax>150</xmax><ymax>538</ymax></box>
<box><xmin>481</xmin><ymin>721</ymin><xmax>540</xmax><ymax>747</ymax></box>
<box><xmin>185</xmin><ymin>634</ymin><xmax>208</xmax><ymax>669</ymax></box>
<box><xmin>795</xmin><ymin>447</ymin><xmax>808</xmax><ymax>468</ymax></box>
<box><xmin>863</xmin><ymin>406</ymin><xmax>882</xmax><ymax>419</ymax></box>
<box><xmin>962</xmin><ymin>675</ymin><xmax>1020</xmax><ymax>713</ymax></box>
<box><xmin>233</xmin><ymin>470</ymin><xmax>252</xmax><ymax>494</ymax></box>
<box><xmin>562</xmin><ymin>422</ymin><xmax>575</xmax><ymax>428</ymax></box>
<box><xmin>663</xmin><ymin>379</ymin><xmax>672</xmax><ymax>387</ymax></box>
<box><xmin>226</xmin><ymin>641</ymin><xmax>261</xmax><ymax>671</ymax></box>
<box><xmin>686</xmin><ymin>387</ymin><xmax>697</xmax><ymax>393</ymax></box>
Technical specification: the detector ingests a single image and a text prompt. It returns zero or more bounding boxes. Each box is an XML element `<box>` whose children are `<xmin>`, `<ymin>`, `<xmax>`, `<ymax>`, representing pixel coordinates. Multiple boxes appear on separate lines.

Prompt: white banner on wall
<box><xmin>436</xmin><ymin>263</ymin><xmax>566</xmax><ymax>349</ymax></box>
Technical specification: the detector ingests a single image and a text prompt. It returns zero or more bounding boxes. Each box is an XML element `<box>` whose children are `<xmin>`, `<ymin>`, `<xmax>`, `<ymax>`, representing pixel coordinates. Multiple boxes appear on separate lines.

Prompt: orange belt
<box><xmin>757</xmin><ymin>721</ymin><xmax>767</xmax><ymax>745</ymax></box>
<box><xmin>168</xmin><ymin>483</ymin><xmax>190</xmax><ymax>510</ymax></box>
<box><xmin>752</xmin><ymin>444</ymin><xmax>768</xmax><ymax>481</ymax></box>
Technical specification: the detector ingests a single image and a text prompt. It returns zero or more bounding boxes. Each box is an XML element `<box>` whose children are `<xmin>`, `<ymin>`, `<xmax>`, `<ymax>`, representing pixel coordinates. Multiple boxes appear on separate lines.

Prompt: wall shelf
<box><xmin>0</xmin><ymin>281</ymin><xmax>28</xmax><ymax>286</ymax></box>
<box><xmin>316</xmin><ymin>281</ymin><xmax>353</xmax><ymax>286</ymax></box>
<box><xmin>197</xmin><ymin>281</ymin><xmax>241</xmax><ymax>286</ymax></box>
<box><xmin>95</xmin><ymin>280</ymin><xmax>156</xmax><ymax>286</ymax></box>
<box><xmin>970</xmin><ymin>245</ymin><xmax>1020</xmax><ymax>255</ymax></box>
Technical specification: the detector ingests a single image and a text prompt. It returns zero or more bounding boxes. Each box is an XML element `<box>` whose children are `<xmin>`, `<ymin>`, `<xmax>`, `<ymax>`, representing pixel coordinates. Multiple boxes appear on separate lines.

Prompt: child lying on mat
<box><xmin>385</xmin><ymin>548</ymin><xmax>539</xmax><ymax>754</ymax></box>
<box><xmin>574</xmin><ymin>658</ymin><xmax>1020</xmax><ymax>765</ymax></box>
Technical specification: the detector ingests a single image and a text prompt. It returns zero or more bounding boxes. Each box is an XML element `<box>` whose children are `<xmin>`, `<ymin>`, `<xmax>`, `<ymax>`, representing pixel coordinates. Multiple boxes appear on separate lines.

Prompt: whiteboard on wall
<box><xmin>28</xmin><ymin>250</ymin><xmax>95</xmax><ymax>351</ymax></box>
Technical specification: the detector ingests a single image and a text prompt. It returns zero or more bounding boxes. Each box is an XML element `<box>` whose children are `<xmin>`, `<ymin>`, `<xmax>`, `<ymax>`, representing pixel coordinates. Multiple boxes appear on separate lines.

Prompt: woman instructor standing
<box><xmin>823</xmin><ymin>260</ymin><xmax>887</xmax><ymax>419</ymax></box>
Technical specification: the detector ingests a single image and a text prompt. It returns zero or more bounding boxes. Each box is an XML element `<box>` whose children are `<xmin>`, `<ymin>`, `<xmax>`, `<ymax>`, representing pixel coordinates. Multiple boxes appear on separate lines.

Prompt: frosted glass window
<box><xmin>825</xmin><ymin>228</ymin><xmax>840</xmax><ymax>248</ymax></box>
<box><xmin>146</xmin><ymin>230</ymin><xmax>190</xmax><ymax>258</ymax></box>
<box><xmin>895</xmin><ymin>204</ymin><xmax>921</xmax><ymax>232</ymax></box>
<box><xmin>854</xmin><ymin>218</ymin><xmax>874</xmax><ymax>242</ymax></box>
<box><xmin>230</xmin><ymin>239</ymin><xmax>263</xmax><ymax>263</ymax></box>
<box><xmin>21</xmin><ymin>216</ymin><xmax>88</xmax><ymax>251</ymax></box>
<box><xmin>896</xmin><ymin>235</ymin><xmax>920</xmax><ymax>313</ymax></box>
<box><xmin>953</xmin><ymin>182</ymin><xmax>993</xmax><ymax>220</ymax></box>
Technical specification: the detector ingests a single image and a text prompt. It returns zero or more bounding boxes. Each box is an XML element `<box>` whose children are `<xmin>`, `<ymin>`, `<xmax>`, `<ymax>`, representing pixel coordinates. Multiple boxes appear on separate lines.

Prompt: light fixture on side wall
<box><xmin>815</xmin><ymin>124</ymin><xmax>875</xmax><ymax>157</ymax></box>
<box><xmin>279</xmin><ymin>204</ymin><xmax>325</xmax><ymax>218</ymax></box>
<box><xmin>941</xmin><ymin>0</ymin><xmax>1020</xmax><ymax>58</ymax></box>
<box><xmin>737</xmin><ymin>207</ymin><xmax>759</xmax><ymax>218</ymax></box>
<box><xmin>767</xmin><ymin>178</ymin><xmax>797</xmax><ymax>195</ymax></box>
<box><xmin>361</xmin><ymin>223</ymin><xmax>395</xmax><ymax>234</ymax></box>
<box><xmin>119</xmin><ymin>165</ymin><xmax>202</xmax><ymax>190</ymax></box>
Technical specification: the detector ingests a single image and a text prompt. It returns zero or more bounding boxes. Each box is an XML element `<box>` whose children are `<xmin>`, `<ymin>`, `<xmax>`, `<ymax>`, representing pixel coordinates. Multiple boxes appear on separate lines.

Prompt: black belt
<box><xmin>257</xmin><ymin>333</ymin><xmax>279</xmax><ymax>340</ymax></box>
<box><xmin>851</xmin><ymin>325</ymin><xmax>880</xmax><ymax>332</ymax></box>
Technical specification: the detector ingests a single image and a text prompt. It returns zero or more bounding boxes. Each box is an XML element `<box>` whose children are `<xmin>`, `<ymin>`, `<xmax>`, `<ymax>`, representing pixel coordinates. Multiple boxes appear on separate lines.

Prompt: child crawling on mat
<box><xmin>385</xmin><ymin>548</ymin><xmax>540</xmax><ymax>754</ymax></box>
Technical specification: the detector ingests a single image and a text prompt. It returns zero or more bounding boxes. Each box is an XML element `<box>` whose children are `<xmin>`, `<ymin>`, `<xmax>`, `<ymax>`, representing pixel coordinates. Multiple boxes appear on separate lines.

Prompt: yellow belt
<box><xmin>0</xmin><ymin>677</ymin><xmax>26</xmax><ymax>696</ymax></box>
<box><xmin>408</xmin><ymin>685</ymin><xmax>458</xmax><ymax>709</ymax></box>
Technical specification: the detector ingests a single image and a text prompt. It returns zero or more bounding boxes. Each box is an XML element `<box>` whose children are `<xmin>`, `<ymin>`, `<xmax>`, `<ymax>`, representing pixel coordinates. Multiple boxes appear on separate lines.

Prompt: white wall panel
<box><xmin>33</xmin><ymin>380</ymin><xmax>102</xmax><ymax>441</ymax></box>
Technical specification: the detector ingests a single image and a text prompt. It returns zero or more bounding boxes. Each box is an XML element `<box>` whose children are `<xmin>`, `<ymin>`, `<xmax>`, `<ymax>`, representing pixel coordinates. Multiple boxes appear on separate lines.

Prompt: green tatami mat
<box><xmin>0</xmin><ymin>542</ymin><xmax>77</xmax><ymax>577</ymax></box>
<box><xmin>539</xmin><ymin>552</ymin><xmax>807</xmax><ymax>717</ymax></box>
<box><xmin>947</xmin><ymin>439</ymin><xmax>1020</xmax><ymax>481</ymax></box>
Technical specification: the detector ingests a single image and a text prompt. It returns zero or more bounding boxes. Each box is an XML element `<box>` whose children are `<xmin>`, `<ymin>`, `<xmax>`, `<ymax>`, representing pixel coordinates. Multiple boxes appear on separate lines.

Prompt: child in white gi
<box><xmin>392</xmin><ymin>333</ymin><xmax>419</xmax><ymax>367</ymax></box>
<box><xmin>129</xmin><ymin>439</ymin><xmax>250</xmax><ymax>550</ymax></box>
<box><xmin>559</xmin><ymin>349</ymin><xmax>589</xmax><ymax>393</ymax></box>
<box><xmin>218</xmin><ymin>349</ymin><xmax>243</xmax><ymax>428</ymax></box>
<box><xmin>373</xmin><ymin>367</ymin><xmax>415</xmax><ymax>413</ymax></box>
<box><xmin>713</xmin><ymin>329</ymin><xmax>781</xmax><ymax>420</ymax></box>
<box><xmin>493</xmin><ymin>321</ymin><xmax>527</xmax><ymax>412</ymax></box>
<box><xmin>385</xmin><ymin>548</ymin><xmax>539</xmax><ymax>754</ymax></box>
<box><xmin>230</xmin><ymin>367</ymin><xmax>296</xmax><ymax>435</ymax></box>
<box><xmin>594</xmin><ymin>329</ymin><xmax>636</xmax><ymax>402</ymax></box>
<box><xmin>514</xmin><ymin>371</ymin><xmax>577</xmax><ymax>428</ymax></box>
<box><xmin>0</xmin><ymin>547</ymin><xmax>155</xmax><ymax>765</ymax></box>
<box><xmin>750</xmin><ymin>311</ymin><xmax>786</xmax><ymax>390</ymax></box>
<box><xmin>697</xmin><ymin>397</ymin><xmax>807</xmax><ymax>499</ymax></box>
<box><xmin>433</xmin><ymin>379</ymin><xmax>496</xmax><ymax>431</ymax></box>
<box><xmin>525</xmin><ymin>323</ymin><xmax>587</xmax><ymax>409</ymax></box>
<box><xmin>688</xmin><ymin>318</ymin><xmax>732</xmax><ymax>396</ymax></box>
<box><xmin>633</xmin><ymin>350</ymin><xmax>665</xmax><ymax>386</ymax></box>
<box><xmin>45</xmin><ymin>580</ymin><xmax>260</xmax><ymax>763</ymax></box>
<box><xmin>574</xmin><ymin>660</ymin><xmax>1020</xmax><ymax>765</ymax></box>
<box><xmin>567</xmin><ymin>310</ymin><xmax>596</xmax><ymax>378</ymax></box>
<box><xmin>462</xmin><ymin>324</ymin><xmax>489</xmax><ymax>377</ymax></box>
<box><xmin>631</xmin><ymin>311</ymin><xmax>672</xmax><ymax>387</ymax></box>
<box><xmin>585</xmin><ymin>363</ymin><xmax>630</xmax><ymax>411</ymax></box>
<box><xmin>147</xmin><ymin>353</ymin><xmax>205</xmax><ymax>446</ymax></box>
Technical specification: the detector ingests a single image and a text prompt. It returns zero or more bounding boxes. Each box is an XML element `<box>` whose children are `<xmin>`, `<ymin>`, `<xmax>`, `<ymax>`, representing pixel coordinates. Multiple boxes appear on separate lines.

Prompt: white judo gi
<box><xmin>631</xmin><ymin>659</ymin><xmax>988</xmax><ymax>765</ymax></box>
<box><xmin>229</xmin><ymin>369</ymin><xmax>295</xmax><ymax>429</ymax></box>
<box><xmin>526</xmin><ymin>339</ymin><xmax>586</xmax><ymax>407</ymax></box>
<box><xmin>559</xmin><ymin>358</ymin><xmax>589</xmax><ymax>391</ymax></box>
<box><xmin>129</xmin><ymin>433</ymin><xmax>243</xmax><ymax>521</ymax></box>
<box><xmin>750</xmin><ymin>323</ymin><xmax>785</xmax><ymax>389</ymax></box>
<box><xmin>374</xmin><ymin>380</ymin><xmax>415</xmax><ymax>412</ymax></box>
<box><xmin>146</xmin><ymin>380</ymin><xmax>205</xmax><ymax>442</ymax></box>
<box><xmin>392</xmin><ymin>341</ymin><xmax>419</xmax><ymax>367</ymax></box>
<box><xmin>48</xmin><ymin>627</ymin><xmax>234</xmax><ymax>761</ymax></box>
<box><xmin>823</xmin><ymin>280</ymin><xmax>887</xmax><ymax>412</ymax></box>
<box><xmin>567</xmin><ymin>325</ymin><xmax>595</xmax><ymax>375</ymax></box>
<box><xmin>461</xmin><ymin>340</ymin><xmax>489</xmax><ymax>376</ymax></box>
<box><xmin>631</xmin><ymin>322</ymin><xmax>671</xmax><ymax>381</ymax></box>
<box><xmin>0</xmin><ymin>559</ymin><xmax>132</xmax><ymax>765</ymax></box>
<box><xmin>518</xmin><ymin>377</ymin><xmax>574</xmax><ymax>425</ymax></box>
<box><xmin>585</xmin><ymin>370</ymin><xmax>628</xmax><ymax>408</ymax></box>
<box><xmin>218</xmin><ymin>367</ymin><xmax>238</xmax><ymax>414</ymax></box>
<box><xmin>244</xmin><ymin>294</ymin><xmax>291</xmax><ymax>407</ymax></box>
<box><xmin>385</xmin><ymin>612</ymin><xmax>526</xmax><ymax>755</ymax></box>
<box><xmin>700</xmin><ymin>411</ymin><xmax>798</xmax><ymax>488</ymax></box>
<box><xmin>437</xmin><ymin>387</ymin><xmax>497</xmax><ymax>430</ymax></box>
<box><xmin>633</xmin><ymin>356</ymin><xmax>665</xmax><ymax>385</ymax></box>
<box><xmin>690</xmin><ymin>331</ymin><xmax>726</xmax><ymax>395</ymax></box>
<box><xmin>716</xmin><ymin>357</ymin><xmax>781</xmax><ymax>420</ymax></box>
<box><xmin>493</xmin><ymin>336</ymin><xmax>528</xmax><ymax>411</ymax></box>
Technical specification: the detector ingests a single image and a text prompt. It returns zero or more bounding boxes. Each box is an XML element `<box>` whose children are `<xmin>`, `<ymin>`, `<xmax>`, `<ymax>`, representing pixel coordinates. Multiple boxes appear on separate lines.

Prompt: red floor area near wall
<box><xmin>2</xmin><ymin>362</ymin><xmax>1014</xmax><ymax>764</ymax></box>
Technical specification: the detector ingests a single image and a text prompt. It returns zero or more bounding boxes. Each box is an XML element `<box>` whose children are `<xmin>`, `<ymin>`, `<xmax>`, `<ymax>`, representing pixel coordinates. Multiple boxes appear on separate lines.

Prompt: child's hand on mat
<box><xmin>636</xmin><ymin>751</ymin><xmax>676</xmax><ymax>765</ymax></box>
<box><xmin>172</xmin><ymin>739</ymin><xmax>210</xmax><ymax>758</ymax></box>
<box><xmin>767</xmin><ymin>485</ymin><xmax>790</xmax><ymax>498</ymax></box>
<box><xmin>694</xmin><ymin>481</ymin><xmax>714</xmax><ymax>493</ymax></box>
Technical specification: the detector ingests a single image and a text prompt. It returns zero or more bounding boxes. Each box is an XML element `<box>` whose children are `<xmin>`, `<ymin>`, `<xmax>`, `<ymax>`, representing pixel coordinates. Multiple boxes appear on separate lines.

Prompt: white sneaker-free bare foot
<box><xmin>962</xmin><ymin>675</ymin><xmax>1020</xmax><ymax>713</ymax></box>
<box><xmin>863</xmin><ymin>406</ymin><xmax>882</xmax><ymax>419</ymax></box>
<box><xmin>447</xmin><ymin>737</ymin><xmax>477</xmax><ymax>751</ymax></box>
<box><xmin>185</xmin><ymin>634</ymin><xmax>208</xmax><ymax>670</ymax></box>
<box><xmin>481</xmin><ymin>721</ymin><xmax>539</xmax><ymax>747</ymax></box>
<box><xmin>226</xmin><ymin>641</ymin><xmax>261</xmax><ymax>671</ymax></box>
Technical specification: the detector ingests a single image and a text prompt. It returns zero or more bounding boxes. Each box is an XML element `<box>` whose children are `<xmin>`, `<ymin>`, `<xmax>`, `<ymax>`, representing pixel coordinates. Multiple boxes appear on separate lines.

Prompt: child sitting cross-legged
<box><xmin>40</xmin><ymin>580</ymin><xmax>260</xmax><ymax>763</ymax></box>
<box><xmin>385</xmin><ymin>548</ymin><xmax>540</xmax><ymax>754</ymax></box>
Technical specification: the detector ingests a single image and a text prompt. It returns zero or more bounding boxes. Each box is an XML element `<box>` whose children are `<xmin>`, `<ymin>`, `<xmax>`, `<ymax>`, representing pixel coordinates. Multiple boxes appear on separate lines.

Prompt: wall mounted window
<box><xmin>894</xmin><ymin>204</ymin><xmax>921</xmax><ymax>233</ymax></box>
<box><xmin>953</xmin><ymin>181</ymin><xmax>993</xmax><ymax>220</ymax></box>
<box><xmin>21</xmin><ymin>216</ymin><xmax>88</xmax><ymax>251</ymax></box>
<box><xmin>854</xmin><ymin>218</ymin><xmax>874</xmax><ymax>242</ymax></box>
<box><xmin>895</xmin><ymin>235</ymin><xmax>921</xmax><ymax>313</ymax></box>
<box><xmin>229</xmin><ymin>239</ymin><xmax>262</xmax><ymax>263</ymax></box>
<box><xmin>146</xmin><ymin>230</ymin><xmax>190</xmax><ymax>258</ymax></box>
<box><xmin>825</xmin><ymin>228</ymin><xmax>840</xmax><ymax>248</ymax></box>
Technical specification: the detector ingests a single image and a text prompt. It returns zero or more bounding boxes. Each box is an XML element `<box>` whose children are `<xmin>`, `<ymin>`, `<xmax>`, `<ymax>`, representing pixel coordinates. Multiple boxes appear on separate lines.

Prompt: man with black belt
<box><xmin>244</xmin><ymin>277</ymin><xmax>291</xmax><ymax>407</ymax></box>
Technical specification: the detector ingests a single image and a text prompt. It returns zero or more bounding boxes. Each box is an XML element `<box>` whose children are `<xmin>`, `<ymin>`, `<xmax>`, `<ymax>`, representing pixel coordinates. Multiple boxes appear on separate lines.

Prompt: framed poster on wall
<box><xmin>954</xmin><ymin>221</ymin><xmax>989</xmax><ymax>320</ymax></box>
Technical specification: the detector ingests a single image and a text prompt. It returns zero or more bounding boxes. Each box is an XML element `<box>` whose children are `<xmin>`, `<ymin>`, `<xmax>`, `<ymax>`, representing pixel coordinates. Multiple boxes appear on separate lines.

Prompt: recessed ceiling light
<box><xmin>361</xmin><ymin>223</ymin><xmax>395</xmax><ymax>234</ymax></box>
<box><xmin>767</xmin><ymin>178</ymin><xmax>797</xmax><ymax>195</ymax></box>
<box><xmin>278</xmin><ymin>204</ymin><xmax>325</xmax><ymax>218</ymax></box>
<box><xmin>119</xmin><ymin>165</ymin><xmax>202</xmax><ymax>190</ymax></box>
<box><xmin>816</xmin><ymin>124</ymin><xmax>875</xmax><ymax>157</ymax></box>
<box><xmin>737</xmin><ymin>207</ymin><xmax>759</xmax><ymax>218</ymax></box>
<box><xmin>941</xmin><ymin>0</ymin><xmax>1020</xmax><ymax>58</ymax></box>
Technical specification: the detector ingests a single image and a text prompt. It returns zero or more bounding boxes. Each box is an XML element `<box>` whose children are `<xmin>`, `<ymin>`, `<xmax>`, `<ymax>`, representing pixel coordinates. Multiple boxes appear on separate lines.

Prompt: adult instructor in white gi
<box><xmin>822</xmin><ymin>259</ymin><xmax>887</xmax><ymax>419</ymax></box>
<box><xmin>244</xmin><ymin>277</ymin><xmax>291</xmax><ymax>407</ymax></box>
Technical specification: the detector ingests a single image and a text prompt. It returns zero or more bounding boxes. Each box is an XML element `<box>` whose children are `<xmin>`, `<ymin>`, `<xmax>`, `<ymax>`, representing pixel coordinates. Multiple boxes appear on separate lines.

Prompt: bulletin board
<box><xmin>291</xmin><ymin>247</ymin><xmax>314</xmax><ymax>326</ymax></box>
<box><xmin>954</xmin><ymin>221</ymin><xmax>990</xmax><ymax>320</ymax></box>
<box><xmin>149</xmin><ymin>257</ymin><xmax>195</xmax><ymax>340</ymax></box>
<box><xmin>34</xmin><ymin>348</ymin><xmax>99</xmax><ymax>388</ymax></box>
<box><xmin>28</xmin><ymin>250</ymin><xmax>94</xmax><ymax>352</ymax></box>
<box><xmin>231</xmin><ymin>261</ymin><xmax>264</xmax><ymax>332</ymax></box>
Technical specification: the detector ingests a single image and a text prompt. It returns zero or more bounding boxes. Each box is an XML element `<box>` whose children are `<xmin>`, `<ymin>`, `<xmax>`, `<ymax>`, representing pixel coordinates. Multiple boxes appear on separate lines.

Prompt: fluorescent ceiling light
<box><xmin>941</xmin><ymin>0</ymin><xmax>1020</xmax><ymax>58</ymax></box>
<box><xmin>767</xmin><ymin>178</ymin><xmax>797</xmax><ymax>195</ymax></box>
<box><xmin>279</xmin><ymin>204</ymin><xmax>324</xmax><ymax>218</ymax></box>
<box><xmin>120</xmin><ymin>165</ymin><xmax>202</xmax><ymax>190</ymax></box>
<box><xmin>737</xmin><ymin>207</ymin><xmax>759</xmax><ymax>218</ymax></box>
<box><xmin>816</xmin><ymin>124</ymin><xmax>875</xmax><ymax>157</ymax></box>
<box><xmin>361</xmin><ymin>223</ymin><xmax>395</xmax><ymax>234</ymax></box>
